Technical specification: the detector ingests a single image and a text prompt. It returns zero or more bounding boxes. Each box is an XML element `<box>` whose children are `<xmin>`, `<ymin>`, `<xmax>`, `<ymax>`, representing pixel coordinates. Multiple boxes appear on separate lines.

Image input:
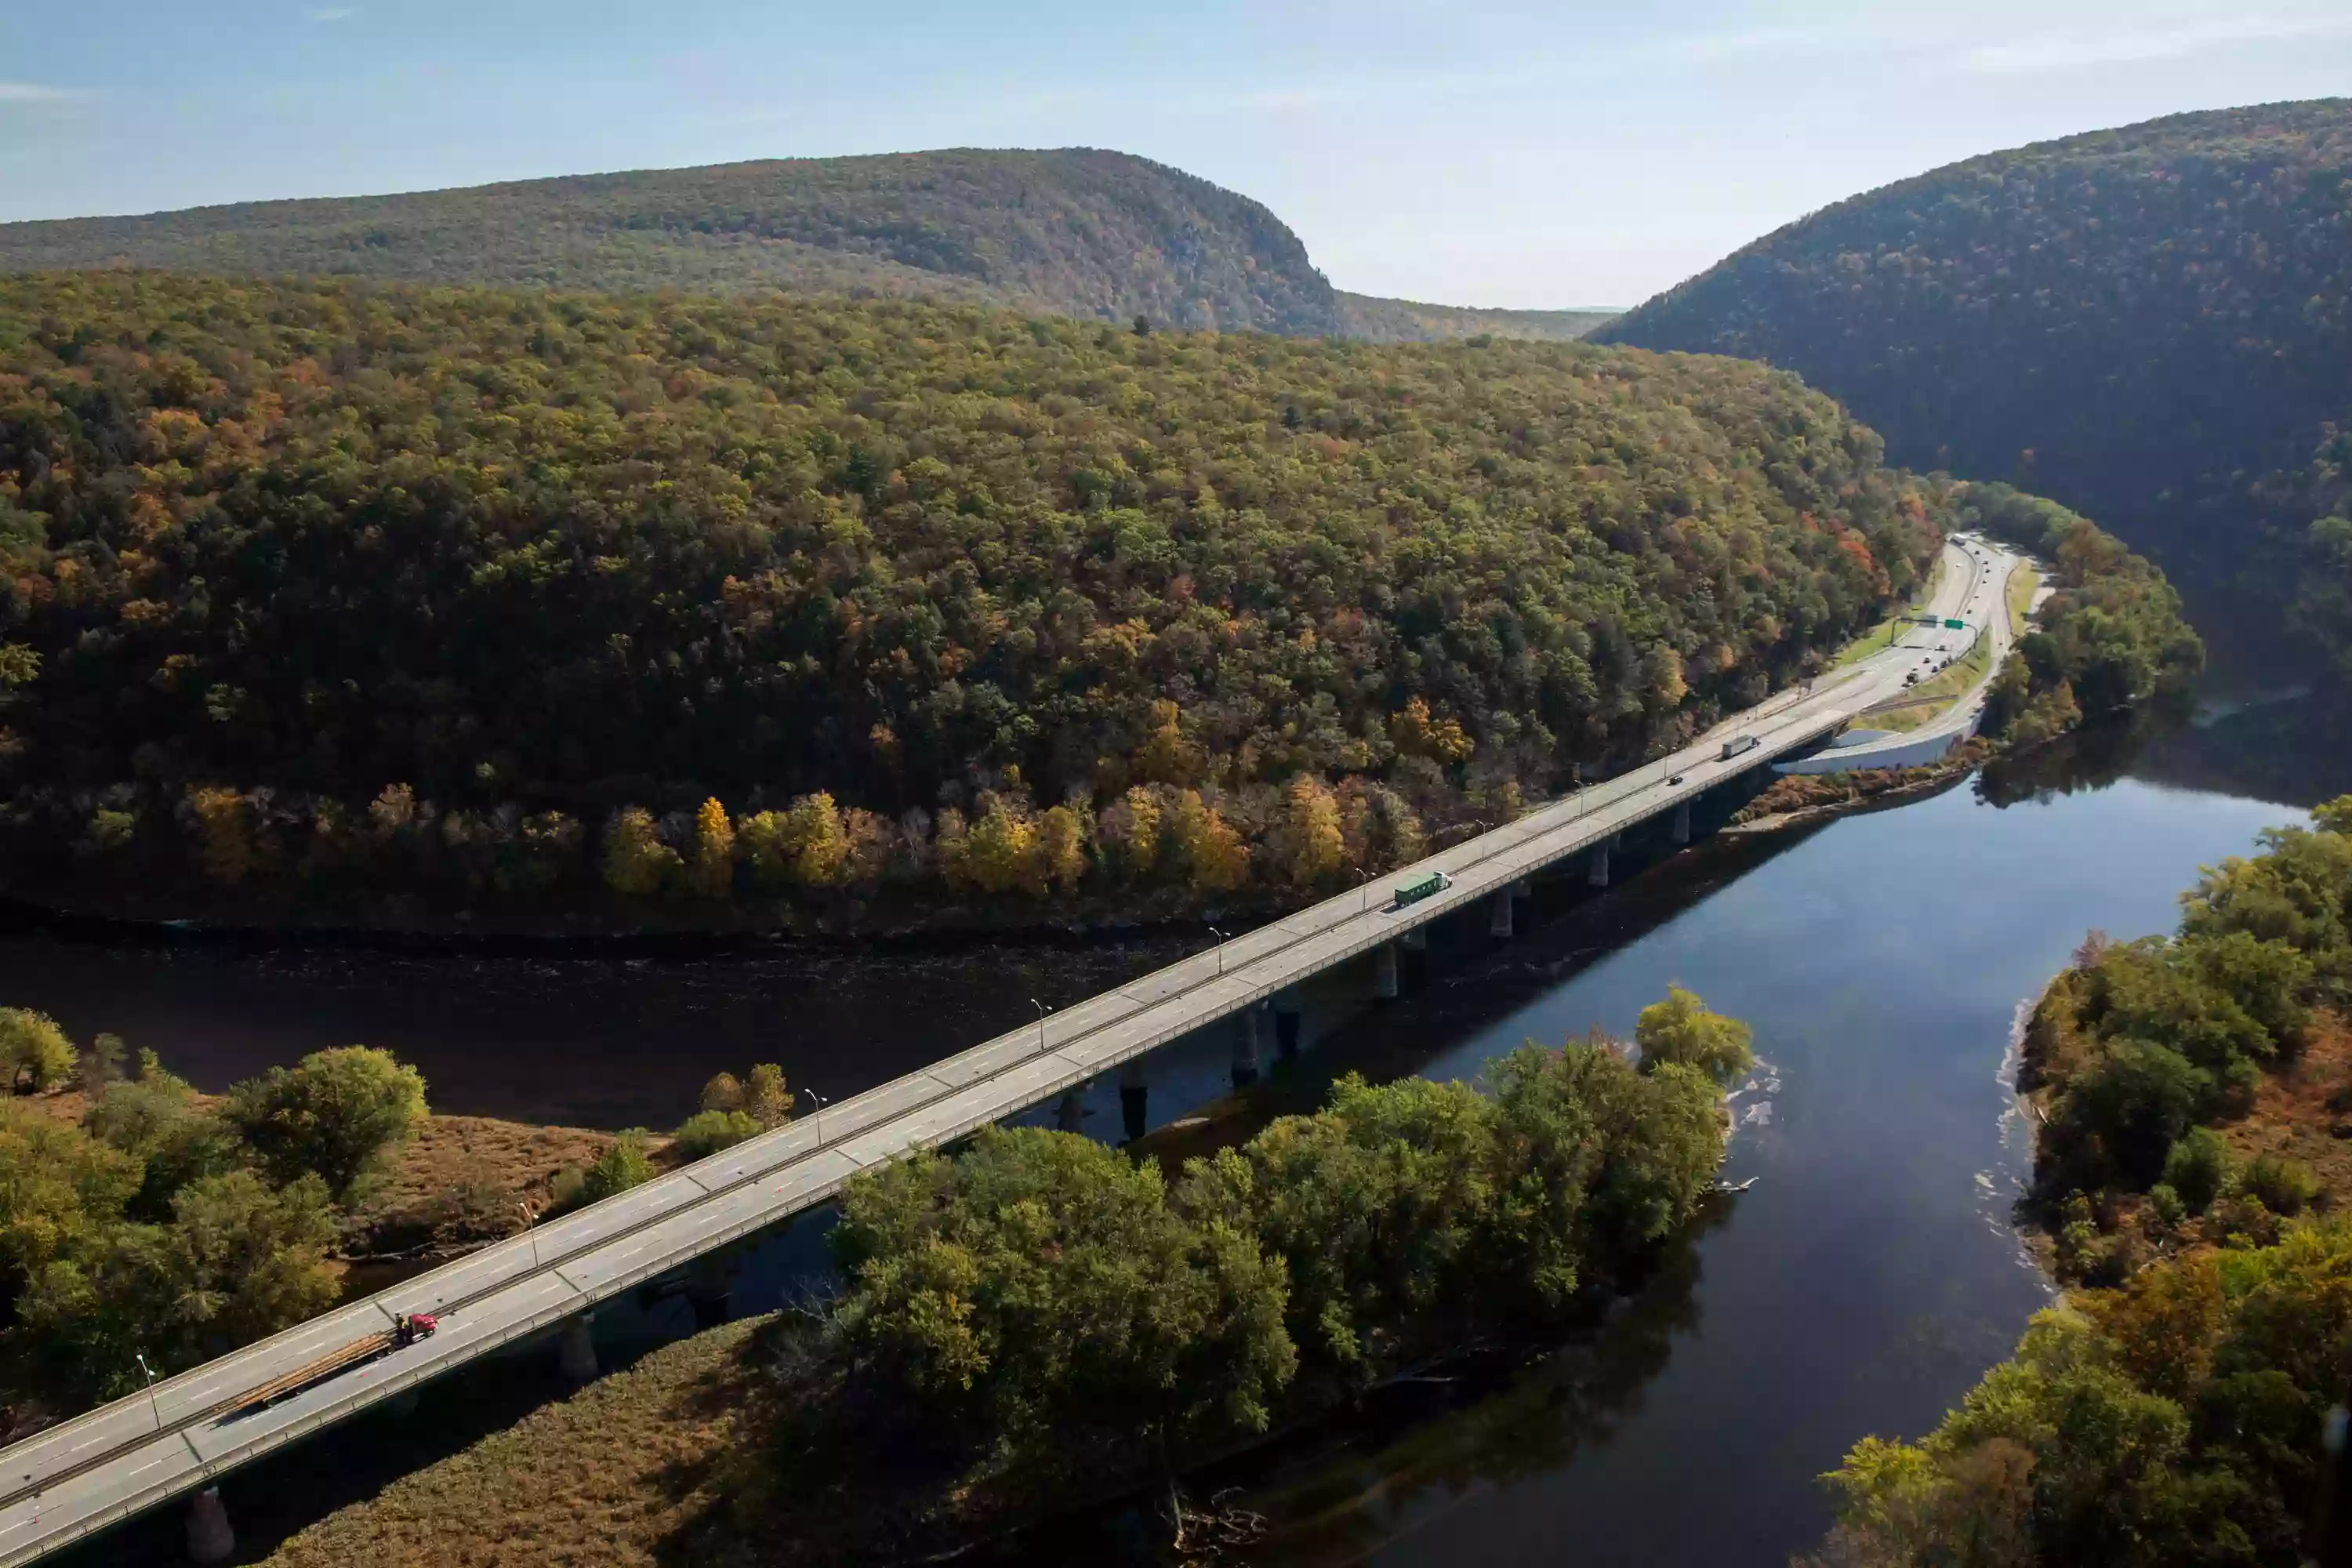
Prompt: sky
<box><xmin>2</xmin><ymin>1</ymin><xmax>2349</xmax><ymax>309</ymax></box>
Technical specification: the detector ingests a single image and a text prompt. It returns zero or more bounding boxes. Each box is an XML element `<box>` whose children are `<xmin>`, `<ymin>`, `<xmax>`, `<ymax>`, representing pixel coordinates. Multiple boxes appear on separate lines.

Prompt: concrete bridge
<box><xmin>0</xmin><ymin>537</ymin><xmax>2010</xmax><ymax>1566</ymax></box>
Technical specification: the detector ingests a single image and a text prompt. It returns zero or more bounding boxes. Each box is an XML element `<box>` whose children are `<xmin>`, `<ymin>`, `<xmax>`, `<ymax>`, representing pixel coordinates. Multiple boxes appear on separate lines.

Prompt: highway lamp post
<box><xmin>1207</xmin><ymin>925</ymin><xmax>1229</xmax><ymax>977</ymax></box>
<box><xmin>135</xmin><ymin>1351</ymin><xmax>159</xmax><ymax>1432</ymax></box>
<box><xmin>1030</xmin><ymin>997</ymin><xmax>1051</xmax><ymax>1056</ymax></box>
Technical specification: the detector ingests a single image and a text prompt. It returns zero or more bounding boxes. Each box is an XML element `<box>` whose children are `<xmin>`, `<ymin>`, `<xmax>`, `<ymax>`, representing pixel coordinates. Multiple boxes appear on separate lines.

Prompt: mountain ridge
<box><xmin>0</xmin><ymin>146</ymin><xmax>1613</xmax><ymax>345</ymax></box>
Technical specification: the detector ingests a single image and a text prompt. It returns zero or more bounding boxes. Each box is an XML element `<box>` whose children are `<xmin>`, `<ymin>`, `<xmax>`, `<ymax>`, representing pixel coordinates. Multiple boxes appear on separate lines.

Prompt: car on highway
<box><xmin>1668</xmin><ymin>774</ymin><xmax>1685</xmax><ymax>786</ymax></box>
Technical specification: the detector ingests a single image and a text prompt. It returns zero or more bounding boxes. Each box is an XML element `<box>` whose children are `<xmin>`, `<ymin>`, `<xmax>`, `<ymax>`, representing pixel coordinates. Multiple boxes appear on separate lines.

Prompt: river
<box><xmin>14</xmin><ymin>691</ymin><xmax>2341</xmax><ymax>1566</ymax></box>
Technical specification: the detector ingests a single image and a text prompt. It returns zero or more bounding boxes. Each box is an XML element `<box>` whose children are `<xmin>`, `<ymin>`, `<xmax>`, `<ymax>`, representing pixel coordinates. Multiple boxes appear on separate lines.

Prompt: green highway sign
<box><xmin>1944</xmin><ymin>618</ymin><xmax>1965</xmax><ymax>630</ymax></box>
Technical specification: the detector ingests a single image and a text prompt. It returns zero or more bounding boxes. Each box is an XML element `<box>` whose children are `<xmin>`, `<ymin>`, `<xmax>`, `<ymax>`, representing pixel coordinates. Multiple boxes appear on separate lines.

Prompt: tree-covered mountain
<box><xmin>0</xmin><ymin>272</ymin><xmax>1941</xmax><ymax>918</ymax></box>
<box><xmin>1334</xmin><ymin>293</ymin><xmax>1616</xmax><ymax>343</ymax></box>
<box><xmin>1597</xmin><ymin>99</ymin><xmax>2352</xmax><ymax>672</ymax></box>
<box><xmin>0</xmin><ymin>148</ymin><xmax>1346</xmax><ymax>336</ymax></box>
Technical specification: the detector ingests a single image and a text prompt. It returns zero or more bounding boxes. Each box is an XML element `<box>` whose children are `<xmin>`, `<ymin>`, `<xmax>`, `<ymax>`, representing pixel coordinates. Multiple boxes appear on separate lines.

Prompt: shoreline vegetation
<box><xmin>1810</xmin><ymin>796</ymin><xmax>2352</xmax><ymax>1566</ymax></box>
<box><xmin>259</xmin><ymin>987</ymin><xmax>1755</xmax><ymax>1567</ymax></box>
<box><xmin>0</xmin><ymin>1010</ymin><xmax>795</xmax><ymax>1443</ymax></box>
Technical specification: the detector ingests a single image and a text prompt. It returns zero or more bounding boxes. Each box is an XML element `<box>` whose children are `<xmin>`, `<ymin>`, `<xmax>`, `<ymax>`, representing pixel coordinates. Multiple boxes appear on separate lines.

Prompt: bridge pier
<box><xmin>1274</xmin><ymin>989</ymin><xmax>1302</xmax><ymax>1062</ymax></box>
<box><xmin>1588</xmin><ymin>843</ymin><xmax>1610</xmax><ymax>887</ymax></box>
<box><xmin>1671</xmin><ymin>799</ymin><xmax>1692</xmax><ymax>845</ymax></box>
<box><xmin>186</xmin><ymin>1486</ymin><xmax>234</xmax><ymax>1566</ymax></box>
<box><xmin>1401</xmin><ymin>924</ymin><xmax>1428</xmax><ymax>951</ymax></box>
<box><xmin>1054</xmin><ymin>1087</ymin><xmax>1085</xmax><ymax>1132</ymax></box>
<box><xmin>1231</xmin><ymin>1007</ymin><xmax>1262</xmax><ymax>1088</ymax></box>
<box><xmin>1488</xmin><ymin>891</ymin><xmax>1514</xmax><ymax>939</ymax></box>
<box><xmin>558</xmin><ymin>1314</ymin><xmax>598</xmax><ymax>1382</ymax></box>
<box><xmin>1374</xmin><ymin>942</ymin><xmax>1400</xmax><ymax>1000</ymax></box>
<box><xmin>1120</xmin><ymin>1058</ymin><xmax>1149</xmax><ymax>1142</ymax></box>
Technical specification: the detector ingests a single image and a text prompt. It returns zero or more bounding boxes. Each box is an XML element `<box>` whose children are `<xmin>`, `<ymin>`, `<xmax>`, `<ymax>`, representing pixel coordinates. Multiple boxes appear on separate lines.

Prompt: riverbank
<box><xmin>1722</xmin><ymin>738</ymin><xmax>1994</xmax><ymax>834</ymax></box>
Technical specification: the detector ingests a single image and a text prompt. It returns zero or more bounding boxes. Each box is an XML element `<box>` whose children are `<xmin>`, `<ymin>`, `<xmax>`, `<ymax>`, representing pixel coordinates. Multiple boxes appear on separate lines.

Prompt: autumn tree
<box><xmin>601</xmin><ymin>807</ymin><xmax>681</xmax><ymax>897</ymax></box>
<box><xmin>688</xmin><ymin>797</ymin><xmax>735</xmax><ymax>899</ymax></box>
<box><xmin>1023</xmin><ymin>804</ymin><xmax>1080</xmax><ymax>895</ymax></box>
<box><xmin>1279</xmin><ymin>775</ymin><xmax>1345</xmax><ymax>887</ymax></box>
<box><xmin>1171</xmin><ymin>790</ymin><xmax>1249</xmax><ymax>893</ymax></box>
<box><xmin>187</xmin><ymin>786</ymin><xmax>254</xmax><ymax>886</ymax></box>
<box><xmin>0</xmin><ymin>1007</ymin><xmax>77</xmax><ymax>1092</ymax></box>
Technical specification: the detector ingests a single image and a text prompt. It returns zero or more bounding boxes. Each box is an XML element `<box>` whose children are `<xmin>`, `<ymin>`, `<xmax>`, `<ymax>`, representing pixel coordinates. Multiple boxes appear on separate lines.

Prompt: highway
<box><xmin>0</xmin><ymin>535</ymin><xmax>2010</xmax><ymax>1564</ymax></box>
<box><xmin>1801</xmin><ymin>532</ymin><xmax>2025</xmax><ymax>770</ymax></box>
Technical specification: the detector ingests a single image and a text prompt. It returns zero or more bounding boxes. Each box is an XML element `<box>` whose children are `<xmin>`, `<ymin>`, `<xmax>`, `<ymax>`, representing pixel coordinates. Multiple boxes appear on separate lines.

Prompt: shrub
<box><xmin>672</xmin><ymin>1109</ymin><xmax>761</xmax><ymax>1162</ymax></box>
<box><xmin>2245</xmin><ymin>1152</ymin><xmax>2319</xmax><ymax>1217</ymax></box>
<box><xmin>2161</xmin><ymin>1126</ymin><xmax>2234</xmax><ymax>1214</ymax></box>
<box><xmin>550</xmin><ymin>1132</ymin><xmax>656</xmax><ymax>1216</ymax></box>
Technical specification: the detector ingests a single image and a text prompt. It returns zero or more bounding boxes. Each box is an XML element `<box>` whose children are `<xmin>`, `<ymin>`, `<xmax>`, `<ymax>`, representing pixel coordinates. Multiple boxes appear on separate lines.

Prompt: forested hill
<box><xmin>1335</xmin><ymin>293</ymin><xmax>1617</xmax><ymax>343</ymax></box>
<box><xmin>0</xmin><ymin>272</ymin><xmax>1940</xmax><ymax>919</ymax></box>
<box><xmin>0</xmin><ymin>148</ymin><xmax>1345</xmax><ymax>336</ymax></box>
<box><xmin>1595</xmin><ymin>99</ymin><xmax>2352</xmax><ymax>670</ymax></box>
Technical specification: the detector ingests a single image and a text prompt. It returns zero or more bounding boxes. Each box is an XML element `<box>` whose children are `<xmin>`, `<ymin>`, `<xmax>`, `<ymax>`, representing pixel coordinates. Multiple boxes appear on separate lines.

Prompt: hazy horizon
<box><xmin>4</xmin><ymin>0</ymin><xmax>2349</xmax><ymax>309</ymax></box>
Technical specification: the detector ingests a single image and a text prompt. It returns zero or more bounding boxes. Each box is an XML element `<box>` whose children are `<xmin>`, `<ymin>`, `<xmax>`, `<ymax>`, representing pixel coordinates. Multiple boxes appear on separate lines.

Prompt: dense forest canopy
<box><xmin>1598</xmin><ymin>99</ymin><xmax>2352</xmax><ymax>666</ymax></box>
<box><xmin>0</xmin><ymin>272</ymin><xmax>1941</xmax><ymax>912</ymax></box>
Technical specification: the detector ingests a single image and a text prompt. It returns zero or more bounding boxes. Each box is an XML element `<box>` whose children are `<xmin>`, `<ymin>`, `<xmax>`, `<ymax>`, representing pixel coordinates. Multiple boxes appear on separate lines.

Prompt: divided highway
<box><xmin>0</xmin><ymin>536</ymin><xmax>2009</xmax><ymax>1564</ymax></box>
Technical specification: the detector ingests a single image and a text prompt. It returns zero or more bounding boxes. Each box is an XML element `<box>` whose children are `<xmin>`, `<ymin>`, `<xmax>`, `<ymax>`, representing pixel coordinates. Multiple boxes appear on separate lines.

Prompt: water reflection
<box><xmin>1208</xmin><ymin>775</ymin><xmax>2298</xmax><ymax>1566</ymax></box>
<box><xmin>1239</xmin><ymin>1207</ymin><xmax>1724</xmax><ymax>1566</ymax></box>
<box><xmin>1980</xmin><ymin>686</ymin><xmax>2352</xmax><ymax>811</ymax></box>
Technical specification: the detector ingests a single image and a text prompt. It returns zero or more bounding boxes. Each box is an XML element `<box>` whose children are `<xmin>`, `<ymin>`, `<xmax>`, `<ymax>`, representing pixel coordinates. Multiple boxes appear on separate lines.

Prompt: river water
<box><xmin>12</xmin><ymin>693</ymin><xmax>2339</xmax><ymax>1566</ymax></box>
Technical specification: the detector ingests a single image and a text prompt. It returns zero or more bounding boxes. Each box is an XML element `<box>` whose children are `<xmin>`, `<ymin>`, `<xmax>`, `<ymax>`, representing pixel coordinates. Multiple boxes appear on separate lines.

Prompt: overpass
<box><xmin>0</xmin><ymin>536</ymin><xmax>2010</xmax><ymax>1565</ymax></box>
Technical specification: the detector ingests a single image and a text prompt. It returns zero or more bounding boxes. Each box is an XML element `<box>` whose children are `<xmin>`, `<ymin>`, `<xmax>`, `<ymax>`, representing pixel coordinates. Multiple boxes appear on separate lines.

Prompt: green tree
<box><xmin>18</xmin><ymin>1171</ymin><xmax>340</xmax><ymax>1400</ymax></box>
<box><xmin>83</xmin><ymin>1062</ymin><xmax>248</xmax><ymax>1218</ymax></box>
<box><xmin>835</xmin><ymin>1128</ymin><xmax>1296</xmax><ymax>1452</ymax></box>
<box><xmin>0</xmin><ymin>1102</ymin><xmax>140</xmax><ymax>1303</ymax></box>
<box><xmin>671</xmin><ymin>1109</ymin><xmax>762</xmax><ymax>1161</ymax></box>
<box><xmin>1633</xmin><ymin>983</ymin><xmax>1754</xmax><ymax>1087</ymax></box>
<box><xmin>221</xmin><ymin>1046</ymin><xmax>426</xmax><ymax>1203</ymax></box>
<box><xmin>2161</xmin><ymin>1126</ymin><xmax>2234</xmax><ymax>1214</ymax></box>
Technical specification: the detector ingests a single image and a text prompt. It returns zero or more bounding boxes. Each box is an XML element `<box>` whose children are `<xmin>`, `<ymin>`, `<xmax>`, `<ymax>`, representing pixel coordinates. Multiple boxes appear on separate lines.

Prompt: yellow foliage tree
<box><xmin>600</xmin><ymin>807</ymin><xmax>681</xmax><ymax>897</ymax></box>
<box><xmin>187</xmin><ymin>786</ymin><xmax>253</xmax><ymax>886</ymax></box>
<box><xmin>781</xmin><ymin>793</ymin><xmax>851</xmax><ymax>887</ymax></box>
<box><xmin>1282</xmin><ymin>775</ymin><xmax>1345</xmax><ymax>887</ymax></box>
<box><xmin>1034</xmin><ymin>804</ymin><xmax>1088</xmax><ymax>895</ymax></box>
<box><xmin>1171</xmin><ymin>790</ymin><xmax>1250</xmax><ymax>893</ymax></box>
<box><xmin>1390</xmin><ymin>697</ymin><xmax>1473</xmax><ymax>764</ymax></box>
<box><xmin>689</xmin><ymin>797</ymin><xmax>735</xmax><ymax>899</ymax></box>
<box><xmin>1099</xmin><ymin>786</ymin><xmax>1162</xmax><ymax>881</ymax></box>
<box><xmin>963</xmin><ymin>795</ymin><xmax>1036</xmax><ymax>894</ymax></box>
<box><xmin>1136</xmin><ymin>699</ymin><xmax>1205</xmax><ymax>785</ymax></box>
